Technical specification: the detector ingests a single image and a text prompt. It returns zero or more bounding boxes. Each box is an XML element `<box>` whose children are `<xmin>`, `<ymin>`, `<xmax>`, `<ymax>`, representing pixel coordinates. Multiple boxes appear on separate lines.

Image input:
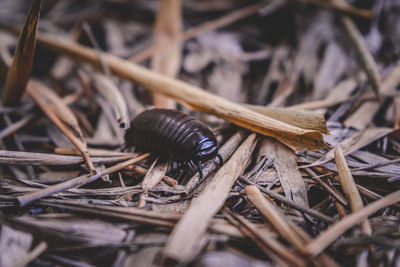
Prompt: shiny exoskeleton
<box><xmin>124</xmin><ymin>108</ymin><xmax>223</xmax><ymax>178</ymax></box>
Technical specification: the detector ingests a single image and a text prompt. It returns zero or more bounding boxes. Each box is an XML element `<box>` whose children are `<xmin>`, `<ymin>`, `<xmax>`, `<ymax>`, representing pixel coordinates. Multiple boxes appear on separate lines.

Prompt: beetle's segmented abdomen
<box><xmin>125</xmin><ymin>109</ymin><xmax>216</xmax><ymax>162</ymax></box>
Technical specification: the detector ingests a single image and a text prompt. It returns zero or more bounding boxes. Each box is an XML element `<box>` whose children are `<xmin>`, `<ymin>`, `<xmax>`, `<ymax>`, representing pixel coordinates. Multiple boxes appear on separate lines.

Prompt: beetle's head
<box><xmin>193</xmin><ymin>138</ymin><xmax>219</xmax><ymax>163</ymax></box>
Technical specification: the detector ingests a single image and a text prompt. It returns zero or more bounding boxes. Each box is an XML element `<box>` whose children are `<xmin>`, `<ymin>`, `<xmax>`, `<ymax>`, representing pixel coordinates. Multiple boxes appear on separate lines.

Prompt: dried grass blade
<box><xmin>334</xmin><ymin>0</ymin><xmax>381</xmax><ymax>100</ymax></box>
<box><xmin>91</xmin><ymin>72</ymin><xmax>130</xmax><ymax>129</ymax></box>
<box><xmin>302</xmin><ymin>127</ymin><xmax>393</xmax><ymax>167</ymax></box>
<box><xmin>258</xmin><ymin>138</ymin><xmax>309</xmax><ymax>207</ymax></box>
<box><xmin>304</xmin><ymin>189</ymin><xmax>400</xmax><ymax>257</ymax></box>
<box><xmin>128</xmin><ymin>165</ymin><xmax>177</xmax><ymax>187</ymax></box>
<box><xmin>10</xmin><ymin>241</ymin><xmax>47</xmax><ymax>267</ymax></box>
<box><xmin>26</xmin><ymin>80</ymin><xmax>96</xmax><ymax>174</ymax></box>
<box><xmin>240</xmin><ymin>179</ymin><xmax>335</xmax><ymax>223</ymax></box>
<box><xmin>2</xmin><ymin>0</ymin><xmax>41</xmax><ymax>106</ymax></box>
<box><xmin>290</xmin><ymin>79</ymin><xmax>357</xmax><ymax>111</ymax></box>
<box><xmin>245</xmin><ymin>185</ymin><xmax>306</xmax><ymax>254</ymax></box>
<box><xmin>39</xmin><ymin>199</ymin><xmax>243</xmax><ymax>238</ymax></box>
<box><xmin>334</xmin><ymin>146</ymin><xmax>372</xmax><ymax>234</ymax></box>
<box><xmin>304</xmin><ymin>168</ymin><xmax>347</xmax><ymax>205</ymax></box>
<box><xmin>54</xmin><ymin>147</ymin><xmax>137</xmax><ymax>157</ymax></box>
<box><xmin>0</xmin><ymin>150</ymin><xmax>134</xmax><ymax>166</ymax></box>
<box><xmin>344</xmin><ymin>63</ymin><xmax>400</xmax><ymax>129</ymax></box>
<box><xmin>300</xmin><ymin>0</ymin><xmax>372</xmax><ymax>18</ymax></box>
<box><xmin>139</xmin><ymin>158</ymin><xmax>168</xmax><ymax>208</ymax></box>
<box><xmin>244</xmin><ymin>104</ymin><xmax>329</xmax><ymax>133</ymax></box>
<box><xmin>29</xmin><ymin>80</ymin><xmax>83</xmax><ymax>137</ymax></box>
<box><xmin>151</xmin><ymin>0</ymin><xmax>181</xmax><ymax>108</ymax></box>
<box><xmin>17</xmin><ymin>153</ymin><xmax>150</xmax><ymax>206</ymax></box>
<box><xmin>224</xmin><ymin>209</ymin><xmax>306</xmax><ymax>267</ymax></box>
<box><xmin>0</xmin><ymin>114</ymin><xmax>35</xmax><ymax>140</ymax></box>
<box><xmin>32</xmin><ymin>32</ymin><xmax>329</xmax><ymax>151</ymax></box>
<box><xmin>141</xmin><ymin>158</ymin><xmax>168</xmax><ymax>191</ymax></box>
<box><xmin>163</xmin><ymin>134</ymin><xmax>257</xmax><ymax>263</ymax></box>
<box><xmin>131</xmin><ymin>2</ymin><xmax>264</xmax><ymax>63</ymax></box>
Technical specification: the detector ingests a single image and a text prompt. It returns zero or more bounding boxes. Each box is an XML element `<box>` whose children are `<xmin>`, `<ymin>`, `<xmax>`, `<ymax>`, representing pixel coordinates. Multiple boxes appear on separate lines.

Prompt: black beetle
<box><xmin>124</xmin><ymin>108</ymin><xmax>223</xmax><ymax>178</ymax></box>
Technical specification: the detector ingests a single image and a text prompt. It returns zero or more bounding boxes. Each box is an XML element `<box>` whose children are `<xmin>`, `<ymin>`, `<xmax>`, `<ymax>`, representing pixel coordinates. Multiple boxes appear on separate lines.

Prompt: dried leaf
<box><xmin>91</xmin><ymin>72</ymin><xmax>130</xmax><ymax>129</ymax></box>
<box><xmin>2</xmin><ymin>0</ymin><xmax>41</xmax><ymax>106</ymax></box>
<box><xmin>257</xmin><ymin>137</ymin><xmax>309</xmax><ymax>207</ymax></box>
<box><xmin>302</xmin><ymin>127</ymin><xmax>393</xmax><ymax>167</ymax></box>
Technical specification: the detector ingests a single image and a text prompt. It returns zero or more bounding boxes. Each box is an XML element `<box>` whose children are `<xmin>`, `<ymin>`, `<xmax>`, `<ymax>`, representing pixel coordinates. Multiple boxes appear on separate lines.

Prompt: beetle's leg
<box><xmin>217</xmin><ymin>153</ymin><xmax>223</xmax><ymax>166</ymax></box>
<box><xmin>197</xmin><ymin>161</ymin><xmax>203</xmax><ymax>179</ymax></box>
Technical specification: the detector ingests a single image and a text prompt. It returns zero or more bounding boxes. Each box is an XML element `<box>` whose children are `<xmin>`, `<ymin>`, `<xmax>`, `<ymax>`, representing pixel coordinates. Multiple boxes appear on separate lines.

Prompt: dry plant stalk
<box><xmin>17</xmin><ymin>153</ymin><xmax>150</xmax><ymax>206</ymax></box>
<box><xmin>344</xmin><ymin>63</ymin><xmax>400</xmax><ymax>129</ymax></box>
<box><xmin>2</xmin><ymin>0</ymin><xmax>41</xmax><ymax>106</ymax></box>
<box><xmin>334</xmin><ymin>146</ymin><xmax>372</xmax><ymax>234</ymax></box>
<box><xmin>163</xmin><ymin>134</ymin><xmax>257</xmax><ymax>263</ymax></box>
<box><xmin>304</xmin><ymin>168</ymin><xmax>347</xmax><ymax>205</ymax></box>
<box><xmin>300</xmin><ymin>0</ymin><xmax>372</xmax><ymax>18</ymax></box>
<box><xmin>303</xmin><ymin>127</ymin><xmax>393</xmax><ymax>167</ymax></box>
<box><xmin>224</xmin><ymin>210</ymin><xmax>306</xmax><ymax>267</ymax></box>
<box><xmin>54</xmin><ymin>147</ymin><xmax>137</xmax><ymax>157</ymax></box>
<box><xmin>151</xmin><ymin>0</ymin><xmax>181</xmax><ymax>108</ymax></box>
<box><xmin>26</xmin><ymin>80</ymin><xmax>96</xmax><ymax>174</ymax></box>
<box><xmin>244</xmin><ymin>104</ymin><xmax>328</xmax><ymax>133</ymax></box>
<box><xmin>10</xmin><ymin>241</ymin><xmax>47</xmax><ymax>267</ymax></box>
<box><xmin>141</xmin><ymin>158</ymin><xmax>168</xmax><ymax>191</ymax></box>
<box><xmin>139</xmin><ymin>158</ymin><xmax>168</xmax><ymax>208</ymax></box>
<box><xmin>222</xmin><ymin>212</ymin><xmax>289</xmax><ymax>266</ymax></box>
<box><xmin>40</xmin><ymin>199</ymin><xmax>244</xmax><ymax>238</ymax></box>
<box><xmin>0</xmin><ymin>150</ymin><xmax>134</xmax><ymax>166</ymax></box>
<box><xmin>334</xmin><ymin>0</ymin><xmax>381</xmax><ymax>100</ymax></box>
<box><xmin>257</xmin><ymin>138</ymin><xmax>309</xmax><ymax>207</ymax></box>
<box><xmin>127</xmin><ymin>165</ymin><xmax>177</xmax><ymax>187</ymax></box>
<box><xmin>304</xmin><ymin>189</ymin><xmax>400</xmax><ymax>256</ymax></box>
<box><xmin>33</xmin><ymin>32</ymin><xmax>329</xmax><ymax>151</ymax></box>
<box><xmin>91</xmin><ymin>72</ymin><xmax>130</xmax><ymax>129</ymax></box>
<box><xmin>241</xmin><ymin>179</ymin><xmax>336</xmax><ymax>223</ymax></box>
<box><xmin>30</xmin><ymin>80</ymin><xmax>83</xmax><ymax>138</ymax></box>
<box><xmin>0</xmin><ymin>114</ymin><xmax>35</xmax><ymax>140</ymax></box>
<box><xmin>290</xmin><ymin>79</ymin><xmax>357</xmax><ymax>111</ymax></box>
<box><xmin>245</xmin><ymin>185</ymin><xmax>306</xmax><ymax>254</ymax></box>
<box><xmin>131</xmin><ymin>2</ymin><xmax>264</xmax><ymax>63</ymax></box>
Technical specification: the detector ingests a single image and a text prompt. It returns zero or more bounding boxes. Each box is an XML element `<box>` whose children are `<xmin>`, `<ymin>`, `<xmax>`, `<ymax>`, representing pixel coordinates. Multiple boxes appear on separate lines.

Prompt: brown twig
<box><xmin>297</xmin><ymin>0</ymin><xmax>372</xmax><ymax>19</ymax></box>
<box><xmin>223</xmin><ymin>209</ymin><xmax>306</xmax><ymax>266</ymax></box>
<box><xmin>245</xmin><ymin>185</ymin><xmax>307</xmax><ymax>254</ymax></box>
<box><xmin>130</xmin><ymin>2</ymin><xmax>264</xmax><ymax>63</ymax></box>
<box><xmin>17</xmin><ymin>153</ymin><xmax>150</xmax><ymax>206</ymax></box>
<box><xmin>240</xmin><ymin>178</ymin><xmax>335</xmax><ymax>224</ymax></box>
<box><xmin>27</xmin><ymin>80</ymin><xmax>96</xmax><ymax>174</ymax></box>
<box><xmin>304</xmin><ymin>189</ymin><xmax>400</xmax><ymax>256</ymax></box>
